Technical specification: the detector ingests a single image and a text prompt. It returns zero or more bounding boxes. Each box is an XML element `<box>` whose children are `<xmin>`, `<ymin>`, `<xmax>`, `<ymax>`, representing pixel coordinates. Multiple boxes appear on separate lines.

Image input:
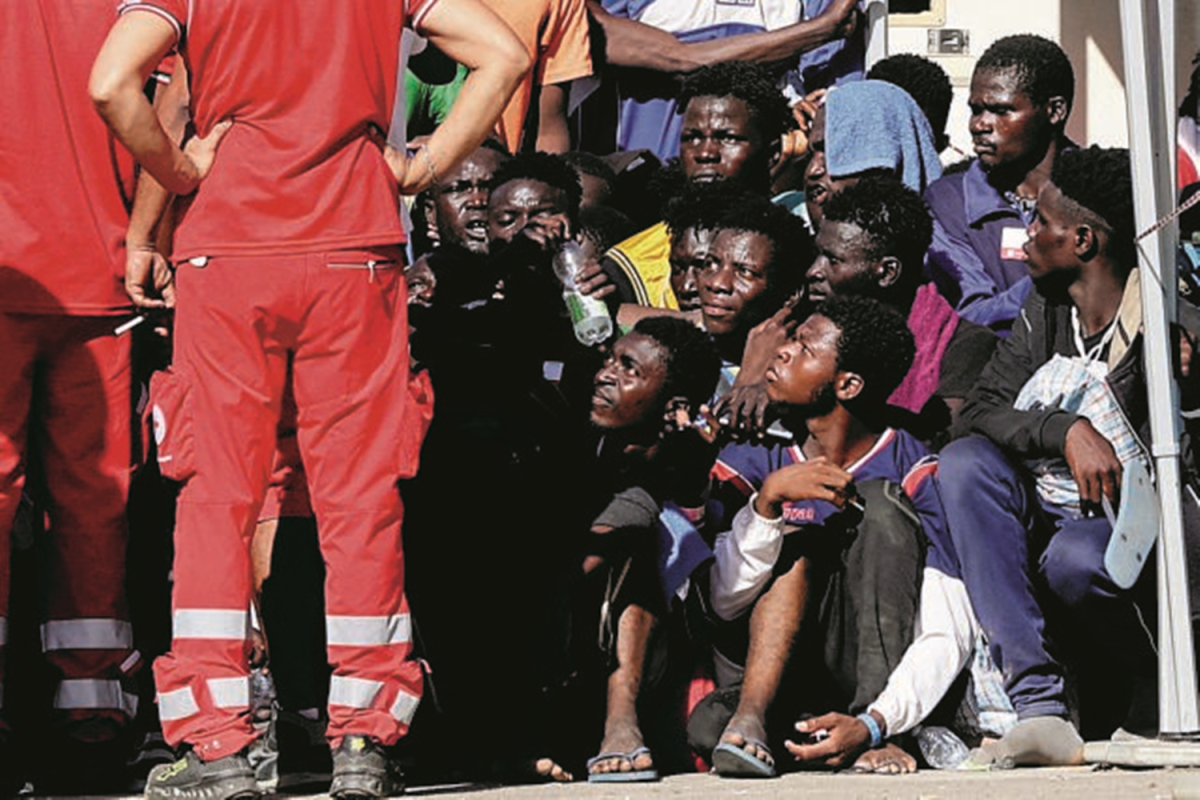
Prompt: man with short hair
<box><xmin>605</xmin><ymin>62</ymin><xmax>793</xmax><ymax>310</ymax></box>
<box><xmin>807</xmin><ymin>177</ymin><xmax>997</xmax><ymax>444</ymax></box>
<box><xmin>89</xmin><ymin>1</ymin><xmax>529</xmax><ymax>797</ymax></box>
<box><xmin>691</xmin><ymin>296</ymin><xmax>928</xmax><ymax>777</ymax></box>
<box><xmin>924</xmin><ymin>34</ymin><xmax>1076</xmax><ymax>334</ymax></box>
<box><xmin>580</xmin><ymin>317</ymin><xmax>722</xmax><ymax>781</ymax></box>
<box><xmin>938</xmin><ymin>147</ymin><xmax>1198</xmax><ymax>761</ymax></box>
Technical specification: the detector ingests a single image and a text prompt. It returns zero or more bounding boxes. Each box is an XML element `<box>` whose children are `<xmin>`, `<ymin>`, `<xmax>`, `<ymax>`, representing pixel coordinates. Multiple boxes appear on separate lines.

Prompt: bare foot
<box><xmin>588</xmin><ymin>720</ymin><xmax>654</xmax><ymax>776</ymax></box>
<box><xmin>719</xmin><ymin>713</ymin><xmax>773</xmax><ymax>768</ymax></box>
<box><xmin>852</xmin><ymin>743</ymin><xmax>917</xmax><ymax>774</ymax></box>
<box><xmin>533</xmin><ymin>757</ymin><xmax>573</xmax><ymax>782</ymax></box>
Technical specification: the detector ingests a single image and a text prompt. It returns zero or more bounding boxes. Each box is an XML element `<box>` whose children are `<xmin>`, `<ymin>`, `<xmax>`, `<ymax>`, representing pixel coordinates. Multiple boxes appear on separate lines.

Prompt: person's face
<box><xmin>487</xmin><ymin>178</ymin><xmax>571</xmax><ymax>245</ymax></box>
<box><xmin>1025</xmin><ymin>181</ymin><xmax>1083</xmax><ymax>293</ymax></box>
<box><xmin>680</xmin><ymin>96</ymin><xmax>768</xmax><ymax>188</ymax></box>
<box><xmin>669</xmin><ymin>226</ymin><xmax>714</xmax><ymax>312</ymax></box>
<box><xmin>430</xmin><ymin>148</ymin><xmax>506</xmax><ymax>254</ymax></box>
<box><xmin>699</xmin><ymin>228</ymin><xmax>775</xmax><ymax>337</ymax></box>
<box><xmin>806</xmin><ymin>220</ymin><xmax>884</xmax><ymax>304</ymax></box>
<box><xmin>968</xmin><ymin>68</ymin><xmax>1060</xmax><ymax>173</ymax></box>
<box><xmin>764</xmin><ymin>313</ymin><xmax>841</xmax><ymax>414</ymax></box>
<box><xmin>590</xmin><ymin>333</ymin><xmax>670</xmax><ymax>430</ymax></box>
<box><xmin>804</xmin><ymin>106</ymin><xmax>865</xmax><ymax>229</ymax></box>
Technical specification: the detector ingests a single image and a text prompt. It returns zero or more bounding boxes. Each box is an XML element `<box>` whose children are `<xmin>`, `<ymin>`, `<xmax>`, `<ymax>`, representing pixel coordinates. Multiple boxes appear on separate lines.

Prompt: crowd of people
<box><xmin>4</xmin><ymin>1</ymin><xmax>1200</xmax><ymax>798</ymax></box>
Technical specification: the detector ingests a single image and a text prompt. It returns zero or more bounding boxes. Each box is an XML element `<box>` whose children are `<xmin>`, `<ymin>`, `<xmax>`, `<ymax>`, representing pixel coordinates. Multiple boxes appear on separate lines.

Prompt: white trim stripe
<box><xmin>158</xmin><ymin>686</ymin><xmax>200</xmax><ymax>721</ymax></box>
<box><xmin>328</xmin><ymin>676</ymin><xmax>383</xmax><ymax>709</ymax></box>
<box><xmin>41</xmin><ymin>619</ymin><xmax>133</xmax><ymax>651</ymax></box>
<box><xmin>55</xmin><ymin>679</ymin><xmax>138</xmax><ymax>717</ymax></box>
<box><xmin>207</xmin><ymin>677</ymin><xmax>249</xmax><ymax>708</ymax></box>
<box><xmin>173</xmin><ymin>609</ymin><xmax>248</xmax><ymax>641</ymax></box>
<box><xmin>326</xmin><ymin>614</ymin><xmax>412</xmax><ymax>647</ymax></box>
<box><xmin>411</xmin><ymin>0</ymin><xmax>441</xmax><ymax>32</ymax></box>
<box><xmin>390</xmin><ymin>690</ymin><xmax>420</xmax><ymax>725</ymax></box>
<box><xmin>118</xmin><ymin>3</ymin><xmax>183</xmax><ymax>40</ymax></box>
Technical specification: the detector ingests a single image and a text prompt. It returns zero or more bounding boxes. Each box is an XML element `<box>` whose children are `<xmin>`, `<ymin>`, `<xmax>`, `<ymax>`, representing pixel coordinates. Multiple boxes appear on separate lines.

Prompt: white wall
<box><xmin>884</xmin><ymin>1</ymin><xmax>1200</xmax><ymax>155</ymax></box>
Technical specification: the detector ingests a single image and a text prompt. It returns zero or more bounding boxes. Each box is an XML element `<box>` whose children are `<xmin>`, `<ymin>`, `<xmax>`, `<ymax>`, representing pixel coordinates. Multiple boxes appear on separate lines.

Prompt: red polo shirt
<box><xmin>119</xmin><ymin>0</ymin><xmax>437</xmax><ymax>260</ymax></box>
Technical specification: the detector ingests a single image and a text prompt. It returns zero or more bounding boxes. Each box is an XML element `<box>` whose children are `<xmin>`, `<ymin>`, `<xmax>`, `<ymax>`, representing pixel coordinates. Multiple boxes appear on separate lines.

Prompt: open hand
<box><xmin>785</xmin><ymin>712</ymin><xmax>872</xmax><ymax>769</ymax></box>
<box><xmin>181</xmin><ymin>119</ymin><xmax>233</xmax><ymax>188</ymax></box>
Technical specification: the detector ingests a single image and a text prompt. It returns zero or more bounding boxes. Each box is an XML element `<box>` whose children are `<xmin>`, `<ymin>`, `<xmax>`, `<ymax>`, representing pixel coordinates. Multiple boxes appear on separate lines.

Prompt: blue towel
<box><xmin>825</xmin><ymin>79</ymin><xmax>943</xmax><ymax>194</ymax></box>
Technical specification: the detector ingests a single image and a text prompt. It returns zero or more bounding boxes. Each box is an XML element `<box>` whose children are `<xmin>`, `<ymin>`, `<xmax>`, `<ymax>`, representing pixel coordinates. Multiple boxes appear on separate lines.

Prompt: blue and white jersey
<box><xmin>711</xmin><ymin>427</ymin><xmax>957</xmax><ymax>579</ymax></box>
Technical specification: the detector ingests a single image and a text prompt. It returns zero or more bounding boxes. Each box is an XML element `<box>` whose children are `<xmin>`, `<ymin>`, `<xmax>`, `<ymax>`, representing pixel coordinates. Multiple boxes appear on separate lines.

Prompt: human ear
<box><xmin>836</xmin><ymin>371</ymin><xmax>864</xmax><ymax>402</ymax></box>
<box><xmin>1047</xmin><ymin>96</ymin><xmax>1068</xmax><ymax>127</ymax></box>
<box><xmin>1075</xmin><ymin>224</ymin><xmax>1100</xmax><ymax>261</ymax></box>
<box><xmin>876</xmin><ymin>256</ymin><xmax>902</xmax><ymax>289</ymax></box>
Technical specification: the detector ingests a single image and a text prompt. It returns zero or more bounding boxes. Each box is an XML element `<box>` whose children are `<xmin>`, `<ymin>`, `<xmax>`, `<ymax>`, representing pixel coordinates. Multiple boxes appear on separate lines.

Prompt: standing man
<box><xmin>924</xmin><ymin>34</ymin><xmax>1075</xmax><ymax>334</ymax></box>
<box><xmin>0</xmin><ymin>1</ymin><xmax>141</xmax><ymax>789</ymax></box>
<box><xmin>89</xmin><ymin>3</ymin><xmax>529</xmax><ymax>799</ymax></box>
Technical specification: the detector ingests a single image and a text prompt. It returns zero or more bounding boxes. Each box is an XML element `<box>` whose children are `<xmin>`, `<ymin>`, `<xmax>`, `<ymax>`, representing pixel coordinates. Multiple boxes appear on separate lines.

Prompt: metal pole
<box><xmin>864</xmin><ymin>0</ymin><xmax>889</xmax><ymax>70</ymax></box>
<box><xmin>1119</xmin><ymin>0</ymin><xmax>1199</xmax><ymax>735</ymax></box>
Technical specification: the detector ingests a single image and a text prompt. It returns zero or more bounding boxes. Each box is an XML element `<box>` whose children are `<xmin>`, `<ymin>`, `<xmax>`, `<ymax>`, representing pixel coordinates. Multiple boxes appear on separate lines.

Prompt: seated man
<box><xmin>699</xmin><ymin>197</ymin><xmax>813</xmax><ymax>378</ymax></box>
<box><xmin>577</xmin><ymin>317</ymin><xmax>722</xmax><ymax>781</ymax></box>
<box><xmin>806</xmin><ymin>176</ymin><xmax>997</xmax><ymax>446</ymax></box>
<box><xmin>924</xmin><ymin>35</ymin><xmax>1076</xmax><ymax>334</ymax></box>
<box><xmin>939</xmin><ymin>146</ymin><xmax>1200</xmax><ymax>758</ymax></box>
<box><xmin>689</xmin><ymin>296</ymin><xmax>926</xmax><ymax>777</ymax></box>
<box><xmin>603</xmin><ymin>62</ymin><xmax>794</xmax><ymax>310</ymax></box>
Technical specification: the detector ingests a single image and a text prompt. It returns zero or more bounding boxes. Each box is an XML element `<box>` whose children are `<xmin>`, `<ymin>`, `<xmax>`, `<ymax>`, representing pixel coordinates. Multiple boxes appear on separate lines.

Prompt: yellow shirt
<box><xmin>604</xmin><ymin>221</ymin><xmax>679</xmax><ymax>310</ymax></box>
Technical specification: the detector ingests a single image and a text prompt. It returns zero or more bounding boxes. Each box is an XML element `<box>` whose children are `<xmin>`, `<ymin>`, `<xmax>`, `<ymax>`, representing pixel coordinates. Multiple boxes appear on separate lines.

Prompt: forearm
<box><xmin>868</xmin><ymin>569</ymin><xmax>976</xmax><ymax>737</ymax></box>
<box><xmin>415</xmin><ymin>0</ymin><xmax>531</xmax><ymax>192</ymax></box>
<box><xmin>535</xmin><ymin>83</ymin><xmax>571</xmax><ymax>154</ymax></box>
<box><xmin>90</xmin><ymin>14</ymin><xmax>197</xmax><ymax>195</ymax></box>
<box><xmin>590</xmin><ymin>0</ymin><xmax>844</xmax><ymax>72</ymax></box>
<box><xmin>129</xmin><ymin>69</ymin><xmax>191</xmax><ymax>248</ymax></box>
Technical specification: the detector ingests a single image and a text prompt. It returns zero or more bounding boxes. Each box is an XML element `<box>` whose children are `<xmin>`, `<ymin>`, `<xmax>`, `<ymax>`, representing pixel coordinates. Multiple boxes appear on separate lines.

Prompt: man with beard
<box><xmin>938</xmin><ymin>147</ymin><xmax>1200</xmax><ymax>761</ymax></box>
<box><xmin>924</xmin><ymin>35</ymin><xmax>1076</xmax><ymax>334</ymax></box>
<box><xmin>689</xmin><ymin>296</ymin><xmax>930</xmax><ymax>778</ymax></box>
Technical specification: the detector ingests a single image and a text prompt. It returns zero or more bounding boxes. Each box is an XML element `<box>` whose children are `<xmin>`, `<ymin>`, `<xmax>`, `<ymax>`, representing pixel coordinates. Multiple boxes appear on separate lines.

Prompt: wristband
<box><xmin>857</xmin><ymin>712</ymin><xmax>883</xmax><ymax>748</ymax></box>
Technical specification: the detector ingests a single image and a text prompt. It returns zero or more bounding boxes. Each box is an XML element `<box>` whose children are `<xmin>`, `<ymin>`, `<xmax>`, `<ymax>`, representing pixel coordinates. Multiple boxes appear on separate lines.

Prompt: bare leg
<box><xmin>589</xmin><ymin>603</ymin><xmax>657</xmax><ymax>775</ymax></box>
<box><xmin>718</xmin><ymin>557</ymin><xmax>809</xmax><ymax>767</ymax></box>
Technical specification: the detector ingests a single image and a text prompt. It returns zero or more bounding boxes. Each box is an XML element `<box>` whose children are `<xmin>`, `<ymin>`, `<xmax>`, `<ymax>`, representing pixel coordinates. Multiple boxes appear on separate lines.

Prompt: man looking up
<box><xmin>690</xmin><ymin>296</ymin><xmax>926</xmax><ymax>777</ymax></box>
<box><xmin>924</xmin><ymin>34</ymin><xmax>1075</xmax><ymax>334</ymax></box>
<box><xmin>89</xmin><ymin>3</ymin><xmax>529</xmax><ymax>799</ymax></box>
<box><xmin>806</xmin><ymin>177</ymin><xmax>997</xmax><ymax>445</ymax></box>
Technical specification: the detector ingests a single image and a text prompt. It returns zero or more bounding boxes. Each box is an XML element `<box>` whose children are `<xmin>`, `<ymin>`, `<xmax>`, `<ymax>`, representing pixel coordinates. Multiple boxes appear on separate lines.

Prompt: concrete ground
<box><xmin>259</xmin><ymin>768</ymin><xmax>1200</xmax><ymax>800</ymax></box>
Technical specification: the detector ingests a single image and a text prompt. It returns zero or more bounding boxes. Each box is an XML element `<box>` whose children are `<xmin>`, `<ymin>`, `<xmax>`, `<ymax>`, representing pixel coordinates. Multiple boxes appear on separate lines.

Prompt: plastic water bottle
<box><xmin>553</xmin><ymin>240</ymin><xmax>613</xmax><ymax>346</ymax></box>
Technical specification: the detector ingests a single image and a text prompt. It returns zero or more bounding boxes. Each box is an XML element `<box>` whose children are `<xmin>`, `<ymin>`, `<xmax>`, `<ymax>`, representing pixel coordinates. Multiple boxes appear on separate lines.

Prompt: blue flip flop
<box><xmin>712</xmin><ymin>739</ymin><xmax>777</xmax><ymax>778</ymax></box>
<box><xmin>586</xmin><ymin>746</ymin><xmax>660</xmax><ymax>782</ymax></box>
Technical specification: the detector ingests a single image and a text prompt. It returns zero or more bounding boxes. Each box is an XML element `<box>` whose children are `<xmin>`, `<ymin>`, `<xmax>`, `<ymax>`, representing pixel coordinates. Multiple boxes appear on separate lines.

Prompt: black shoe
<box><xmin>330</xmin><ymin>735</ymin><xmax>403</xmax><ymax>799</ymax></box>
<box><xmin>276</xmin><ymin>707</ymin><xmax>332</xmax><ymax>791</ymax></box>
<box><xmin>144</xmin><ymin>750</ymin><xmax>260</xmax><ymax>800</ymax></box>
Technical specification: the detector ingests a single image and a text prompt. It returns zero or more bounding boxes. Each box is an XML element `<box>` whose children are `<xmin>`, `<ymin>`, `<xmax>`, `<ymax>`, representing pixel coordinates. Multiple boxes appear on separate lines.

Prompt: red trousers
<box><xmin>151</xmin><ymin>249</ymin><xmax>424</xmax><ymax>761</ymax></box>
<box><xmin>0</xmin><ymin>313</ymin><xmax>137</xmax><ymax>729</ymax></box>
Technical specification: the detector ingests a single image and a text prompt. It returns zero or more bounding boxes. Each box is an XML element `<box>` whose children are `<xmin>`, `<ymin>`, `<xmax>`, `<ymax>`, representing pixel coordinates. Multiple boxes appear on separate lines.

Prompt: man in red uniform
<box><xmin>89</xmin><ymin>2</ymin><xmax>529</xmax><ymax>798</ymax></box>
<box><xmin>0</xmin><ymin>0</ymin><xmax>142</xmax><ymax>786</ymax></box>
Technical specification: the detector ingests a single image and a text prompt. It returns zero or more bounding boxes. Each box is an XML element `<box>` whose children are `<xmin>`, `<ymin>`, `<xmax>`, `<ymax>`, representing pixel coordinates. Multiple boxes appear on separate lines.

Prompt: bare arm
<box><xmin>535</xmin><ymin>83</ymin><xmax>572</xmax><ymax>154</ymax></box>
<box><xmin>394</xmin><ymin>0</ymin><xmax>531</xmax><ymax>194</ymax></box>
<box><xmin>587</xmin><ymin>0</ymin><xmax>857</xmax><ymax>74</ymax></box>
<box><xmin>90</xmin><ymin>13</ymin><xmax>209</xmax><ymax>195</ymax></box>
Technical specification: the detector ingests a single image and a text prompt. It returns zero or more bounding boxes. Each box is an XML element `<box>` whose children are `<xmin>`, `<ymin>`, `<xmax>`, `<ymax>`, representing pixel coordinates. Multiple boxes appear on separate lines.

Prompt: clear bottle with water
<box><xmin>552</xmin><ymin>240</ymin><xmax>613</xmax><ymax>346</ymax></box>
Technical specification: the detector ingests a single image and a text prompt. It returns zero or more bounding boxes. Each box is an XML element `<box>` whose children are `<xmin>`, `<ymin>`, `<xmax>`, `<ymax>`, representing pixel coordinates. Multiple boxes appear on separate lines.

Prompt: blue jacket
<box><xmin>924</xmin><ymin>160</ymin><xmax>1034</xmax><ymax>334</ymax></box>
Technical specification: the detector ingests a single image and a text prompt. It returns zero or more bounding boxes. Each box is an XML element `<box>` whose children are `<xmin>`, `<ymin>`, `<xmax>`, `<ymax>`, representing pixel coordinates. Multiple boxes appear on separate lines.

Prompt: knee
<box><xmin>1041</xmin><ymin>532</ymin><xmax>1111</xmax><ymax>610</ymax></box>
